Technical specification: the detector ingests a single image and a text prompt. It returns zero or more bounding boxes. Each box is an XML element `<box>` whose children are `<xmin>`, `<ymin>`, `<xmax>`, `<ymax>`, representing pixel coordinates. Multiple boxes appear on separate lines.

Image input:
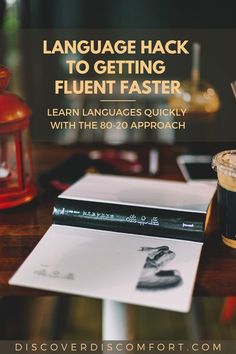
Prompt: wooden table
<box><xmin>0</xmin><ymin>143</ymin><xmax>236</xmax><ymax>297</ymax></box>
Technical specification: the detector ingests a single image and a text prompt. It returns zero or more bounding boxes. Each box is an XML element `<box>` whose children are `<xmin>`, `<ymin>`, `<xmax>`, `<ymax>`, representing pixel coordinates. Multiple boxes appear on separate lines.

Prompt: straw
<box><xmin>230</xmin><ymin>82</ymin><xmax>236</xmax><ymax>100</ymax></box>
<box><xmin>191</xmin><ymin>42</ymin><xmax>201</xmax><ymax>87</ymax></box>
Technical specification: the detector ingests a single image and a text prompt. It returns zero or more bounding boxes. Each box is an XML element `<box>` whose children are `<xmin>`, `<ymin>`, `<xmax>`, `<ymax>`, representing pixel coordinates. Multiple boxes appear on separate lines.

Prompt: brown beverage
<box><xmin>212</xmin><ymin>150</ymin><xmax>236</xmax><ymax>248</ymax></box>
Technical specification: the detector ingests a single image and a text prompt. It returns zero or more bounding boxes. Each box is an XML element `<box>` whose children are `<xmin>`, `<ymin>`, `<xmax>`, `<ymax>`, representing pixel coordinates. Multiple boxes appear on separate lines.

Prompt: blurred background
<box><xmin>0</xmin><ymin>0</ymin><xmax>236</xmax><ymax>342</ymax></box>
<box><xmin>1</xmin><ymin>297</ymin><xmax>236</xmax><ymax>340</ymax></box>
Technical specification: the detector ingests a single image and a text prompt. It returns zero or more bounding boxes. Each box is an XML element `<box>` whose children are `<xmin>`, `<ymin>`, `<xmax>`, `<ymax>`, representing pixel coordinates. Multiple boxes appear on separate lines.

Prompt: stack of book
<box><xmin>10</xmin><ymin>174</ymin><xmax>215</xmax><ymax>312</ymax></box>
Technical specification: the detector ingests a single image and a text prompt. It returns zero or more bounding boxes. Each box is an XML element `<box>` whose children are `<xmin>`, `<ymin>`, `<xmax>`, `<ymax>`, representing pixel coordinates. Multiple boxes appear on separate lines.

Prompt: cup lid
<box><xmin>212</xmin><ymin>150</ymin><xmax>236</xmax><ymax>178</ymax></box>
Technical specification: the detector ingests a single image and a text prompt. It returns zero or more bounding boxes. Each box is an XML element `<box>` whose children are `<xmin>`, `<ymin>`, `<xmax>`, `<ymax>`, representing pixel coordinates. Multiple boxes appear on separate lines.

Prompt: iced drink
<box><xmin>212</xmin><ymin>150</ymin><xmax>236</xmax><ymax>248</ymax></box>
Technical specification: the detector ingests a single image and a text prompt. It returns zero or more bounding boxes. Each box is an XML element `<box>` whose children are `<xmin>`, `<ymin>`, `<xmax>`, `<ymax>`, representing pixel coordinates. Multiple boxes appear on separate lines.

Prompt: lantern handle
<box><xmin>0</xmin><ymin>65</ymin><xmax>11</xmax><ymax>91</ymax></box>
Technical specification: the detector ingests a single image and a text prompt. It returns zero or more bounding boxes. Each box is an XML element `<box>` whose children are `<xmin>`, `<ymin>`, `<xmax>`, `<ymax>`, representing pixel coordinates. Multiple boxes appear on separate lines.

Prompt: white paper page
<box><xmin>60</xmin><ymin>174</ymin><xmax>216</xmax><ymax>213</ymax></box>
<box><xmin>9</xmin><ymin>225</ymin><xmax>202</xmax><ymax>313</ymax></box>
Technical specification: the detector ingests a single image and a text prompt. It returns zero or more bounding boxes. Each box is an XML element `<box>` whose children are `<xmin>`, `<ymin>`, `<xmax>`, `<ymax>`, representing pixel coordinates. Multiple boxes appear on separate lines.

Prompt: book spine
<box><xmin>53</xmin><ymin>198</ymin><xmax>206</xmax><ymax>242</ymax></box>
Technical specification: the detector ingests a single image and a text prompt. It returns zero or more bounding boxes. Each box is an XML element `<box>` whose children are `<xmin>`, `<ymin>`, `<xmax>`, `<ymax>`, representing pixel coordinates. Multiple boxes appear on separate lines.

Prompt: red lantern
<box><xmin>0</xmin><ymin>65</ymin><xmax>36</xmax><ymax>209</ymax></box>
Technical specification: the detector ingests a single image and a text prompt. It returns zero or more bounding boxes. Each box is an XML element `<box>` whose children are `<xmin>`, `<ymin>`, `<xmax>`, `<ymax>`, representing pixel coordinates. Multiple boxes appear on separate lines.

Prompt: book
<box><xmin>9</xmin><ymin>174</ymin><xmax>216</xmax><ymax>313</ymax></box>
<box><xmin>53</xmin><ymin>174</ymin><xmax>215</xmax><ymax>242</ymax></box>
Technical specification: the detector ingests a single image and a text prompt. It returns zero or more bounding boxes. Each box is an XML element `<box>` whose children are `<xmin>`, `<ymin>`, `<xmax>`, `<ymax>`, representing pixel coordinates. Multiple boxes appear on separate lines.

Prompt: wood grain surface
<box><xmin>0</xmin><ymin>143</ymin><xmax>236</xmax><ymax>296</ymax></box>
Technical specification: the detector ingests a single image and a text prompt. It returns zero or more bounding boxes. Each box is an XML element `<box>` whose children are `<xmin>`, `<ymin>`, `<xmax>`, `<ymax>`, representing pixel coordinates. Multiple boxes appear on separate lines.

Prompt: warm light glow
<box><xmin>207</xmin><ymin>88</ymin><xmax>215</xmax><ymax>95</ymax></box>
<box><xmin>183</xmin><ymin>92</ymin><xmax>191</xmax><ymax>102</ymax></box>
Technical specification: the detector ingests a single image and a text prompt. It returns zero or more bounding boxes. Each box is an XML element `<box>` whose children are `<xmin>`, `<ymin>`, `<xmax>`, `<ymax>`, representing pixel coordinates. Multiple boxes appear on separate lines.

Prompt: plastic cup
<box><xmin>212</xmin><ymin>150</ymin><xmax>236</xmax><ymax>248</ymax></box>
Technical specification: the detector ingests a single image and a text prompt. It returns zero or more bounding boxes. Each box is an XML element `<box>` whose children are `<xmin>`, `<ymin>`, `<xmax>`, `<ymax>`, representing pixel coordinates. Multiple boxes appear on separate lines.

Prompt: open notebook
<box><xmin>9</xmin><ymin>174</ymin><xmax>216</xmax><ymax>313</ymax></box>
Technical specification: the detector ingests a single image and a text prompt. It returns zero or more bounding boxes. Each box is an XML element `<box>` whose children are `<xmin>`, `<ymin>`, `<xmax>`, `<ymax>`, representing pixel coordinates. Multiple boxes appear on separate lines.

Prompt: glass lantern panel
<box><xmin>21</xmin><ymin>128</ymin><xmax>32</xmax><ymax>184</ymax></box>
<box><xmin>0</xmin><ymin>134</ymin><xmax>19</xmax><ymax>193</ymax></box>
